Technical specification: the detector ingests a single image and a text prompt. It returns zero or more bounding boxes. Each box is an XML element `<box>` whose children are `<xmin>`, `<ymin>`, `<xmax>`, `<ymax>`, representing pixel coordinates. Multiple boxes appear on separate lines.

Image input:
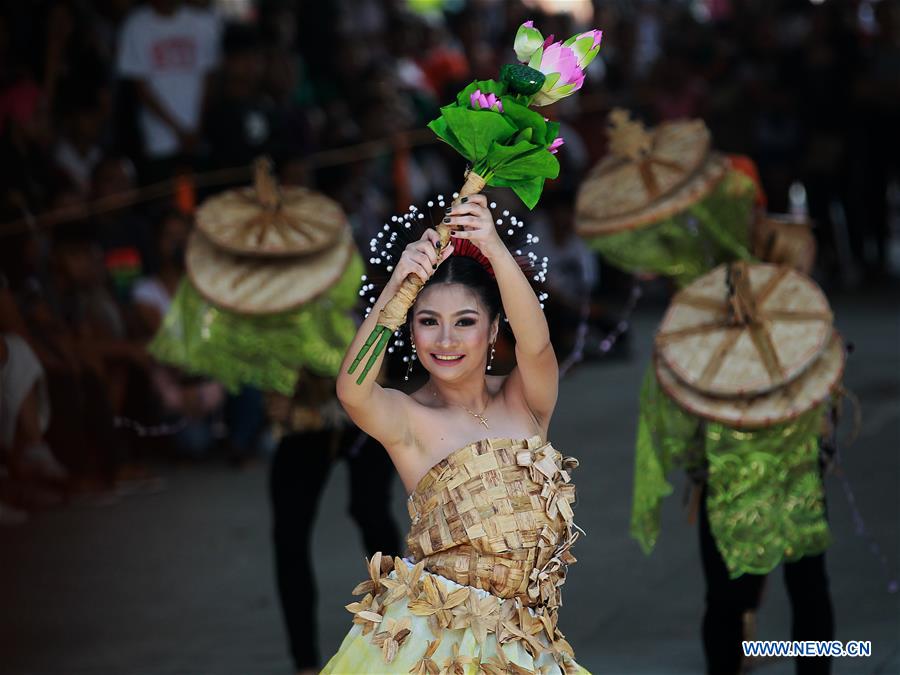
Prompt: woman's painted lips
<box><xmin>430</xmin><ymin>353</ymin><xmax>465</xmax><ymax>365</ymax></box>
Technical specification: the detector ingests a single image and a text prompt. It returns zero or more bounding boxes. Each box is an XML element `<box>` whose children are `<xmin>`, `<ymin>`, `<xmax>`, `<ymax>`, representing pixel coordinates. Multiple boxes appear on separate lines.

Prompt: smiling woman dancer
<box><xmin>323</xmin><ymin>194</ymin><xmax>585</xmax><ymax>674</ymax></box>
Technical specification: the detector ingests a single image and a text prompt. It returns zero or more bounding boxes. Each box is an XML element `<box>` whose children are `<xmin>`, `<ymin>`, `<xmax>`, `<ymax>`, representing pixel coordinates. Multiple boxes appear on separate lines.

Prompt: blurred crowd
<box><xmin>1</xmin><ymin>0</ymin><xmax>898</xmax><ymax>524</ymax></box>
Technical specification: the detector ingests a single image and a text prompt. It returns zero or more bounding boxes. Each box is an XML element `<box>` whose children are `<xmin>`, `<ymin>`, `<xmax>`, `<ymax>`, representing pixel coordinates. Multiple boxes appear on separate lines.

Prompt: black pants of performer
<box><xmin>699</xmin><ymin>492</ymin><xmax>834</xmax><ymax>675</ymax></box>
<box><xmin>269</xmin><ymin>428</ymin><xmax>401</xmax><ymax>671</ymax></box>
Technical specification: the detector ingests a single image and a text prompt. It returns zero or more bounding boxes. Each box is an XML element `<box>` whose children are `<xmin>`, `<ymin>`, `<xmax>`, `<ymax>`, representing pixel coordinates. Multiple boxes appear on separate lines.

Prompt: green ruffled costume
<box><xmin>585</xmin><ymin>167</ymin><xmax>831</xmax><ymax>578</ymax></box>
<box><xmin>149</xmin><ymin>253</ymin><xmax>363</xmax><ymax>395</ymax></box>
<box><xmin>631</xmin><ymin>369</ymin><xmax>831</xmax><ymax>578</ymax></box>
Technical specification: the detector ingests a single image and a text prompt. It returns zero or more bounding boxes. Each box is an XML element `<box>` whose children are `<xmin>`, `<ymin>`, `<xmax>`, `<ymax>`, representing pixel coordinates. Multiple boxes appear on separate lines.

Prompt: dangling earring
<box><xmin>487</xmin><ymin>340</ymin><xmax>496</xmax><ymax>371</ymax></box>
<box><xmin>405</xmin><ymin>340</ymin><xmax>417</xmax><ymax>381</ymax></box>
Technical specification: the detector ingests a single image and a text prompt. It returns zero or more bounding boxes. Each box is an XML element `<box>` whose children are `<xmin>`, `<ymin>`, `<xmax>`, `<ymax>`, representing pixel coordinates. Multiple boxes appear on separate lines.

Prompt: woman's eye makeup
<box><xmin>416</xmin><ymin>312</ymin><xmax>478</xmax><ymax>327</ymax></box>
<box><xmin>417</xmin><ymin>317</ymin><xmax>476</xmax><ymax>327</ymax></box>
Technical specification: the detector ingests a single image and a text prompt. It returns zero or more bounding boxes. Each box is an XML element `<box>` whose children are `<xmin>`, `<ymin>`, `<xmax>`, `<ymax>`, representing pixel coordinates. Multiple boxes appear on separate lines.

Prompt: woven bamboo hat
<box><xmin>195</xmin><ymin>158</ymin><xmax>347</xmax><ymax>257</ymax></box>
<box><xmin>575</xmin><ymin>109</ymin><xmax>728</xmax><ymax>237</ymax></box>
<box><xmin>654</xmin><ymin>261</ymin><xmax>844</xmax><ymax>428</ymax></box>
<box><xmin>186</xmin><ymin>226</ymin><xmax>354</xmax><ymax>315</ymax></box>
<box><xmin>656</xmin><ymin>332</ymin><xmax>845</xmax><ymax>429</ymax></box>
<box><xmin>656</xmin><ymin>262</ymin><xmax>833</xmax><ymax>397</ymax></box>
<box><xmin>752</xmin><ymin>213</ymin><xmax>816</xmax><ymax>274</ymax></box>
<box><xmin>186</xmin><ymin>158</ymin><xmax>356</xmax><ymax>315</ymax></box>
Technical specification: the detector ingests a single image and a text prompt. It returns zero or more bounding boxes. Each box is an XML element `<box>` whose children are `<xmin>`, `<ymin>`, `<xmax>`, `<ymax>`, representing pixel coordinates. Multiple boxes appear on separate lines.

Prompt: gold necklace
<box><xmin>461</xmin><ymin>406</ymin><xmax>490</xmax><ymax>429</ymax></box>
<box><xmin>430</xmin><ymin>386</ymin><xmax>490</xmax><ymax>429</ymax></box>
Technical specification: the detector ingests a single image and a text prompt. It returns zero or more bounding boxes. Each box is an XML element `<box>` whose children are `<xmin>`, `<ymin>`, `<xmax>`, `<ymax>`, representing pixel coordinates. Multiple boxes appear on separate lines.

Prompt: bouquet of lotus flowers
<box><xmin>348</xmin><ymin>20</ymin><xmax>602</xmax><ymax>383</ymax></box>
<box><xmin>428</xmin><ymin>21</ymin><xmax>602</xmax><ymax>209</ymax></box>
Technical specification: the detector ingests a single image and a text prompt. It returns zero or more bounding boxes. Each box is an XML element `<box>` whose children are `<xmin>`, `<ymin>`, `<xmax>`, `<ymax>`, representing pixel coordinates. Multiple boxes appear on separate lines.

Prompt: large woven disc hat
<box><xmin>654</xmin><ymin>261</ymin><xmax>845</xmax><ymax>429</ymax></box>
<box><xmin>186</xmin><ymin>227</ymin><xmax>355</xmax><ymax>315</ymax></box>
<box><xmin>575</xmin><ymin>109</ymin><xmax>728</xmax><ymax>236</ymax></box>
<box><xmin>752</xmin><ymin>212</ymin><xmax>816</xmax><ymax>274</ymax></box>
<box><xmin>186</xmin><ymin>158</ymin><xmax>356</xmax><ymax>315</ymax></box>
<box><xmin>195</xmin><ymin>158</ymin><xmax>346</xmax><ymax>257</ymax></box>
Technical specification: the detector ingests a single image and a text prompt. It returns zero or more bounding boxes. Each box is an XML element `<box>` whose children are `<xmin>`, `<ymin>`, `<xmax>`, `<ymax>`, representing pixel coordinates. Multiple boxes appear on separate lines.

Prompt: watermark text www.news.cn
<box><xmin>743</xmin><ymin>641</ymin><xmax>872</xmax><ymax>658</ymax></box>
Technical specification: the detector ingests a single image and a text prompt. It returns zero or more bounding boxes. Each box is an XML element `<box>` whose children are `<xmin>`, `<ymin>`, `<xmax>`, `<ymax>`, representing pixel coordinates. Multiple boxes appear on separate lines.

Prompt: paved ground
<box><xmin>1</xmin><ymin>291</ymin><xmax>898</xmax><ymax>675</ymax></box>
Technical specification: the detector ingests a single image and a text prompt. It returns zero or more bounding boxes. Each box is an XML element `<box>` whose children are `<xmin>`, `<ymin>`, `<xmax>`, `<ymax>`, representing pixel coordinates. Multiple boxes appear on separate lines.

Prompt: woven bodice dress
<box><xmin>321</xmin><ymin>436</ymin><xmax>587</xmax><ymax>674</ymax></box>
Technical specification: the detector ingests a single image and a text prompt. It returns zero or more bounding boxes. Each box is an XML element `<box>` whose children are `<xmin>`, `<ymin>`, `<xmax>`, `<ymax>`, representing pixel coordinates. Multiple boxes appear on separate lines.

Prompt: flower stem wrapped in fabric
<box><xmin>347</xmin><ymin>19</ymin><xmax>602</xmax><ymax>384</ymax></box>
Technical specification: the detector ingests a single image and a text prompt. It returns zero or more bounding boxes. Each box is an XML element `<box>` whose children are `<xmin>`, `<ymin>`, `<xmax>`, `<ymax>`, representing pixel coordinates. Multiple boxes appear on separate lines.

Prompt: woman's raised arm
<box><xmin>336</xmin><ymin>230</ymin><xmax>454</xmax><ymax>446</ymax></box>
<box><xmin>446</xmin><ymin>195</ymin><xmax>558</xmax><ymax>424</ymax></box>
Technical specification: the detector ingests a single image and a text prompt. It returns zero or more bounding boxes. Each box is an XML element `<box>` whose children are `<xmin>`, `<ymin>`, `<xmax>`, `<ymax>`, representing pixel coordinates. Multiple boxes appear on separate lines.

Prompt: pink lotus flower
<box><xmin>548</xmin><ymin>136</ymin><xmax>565</xmax><ymax>154</ymax></box>
<box><xmin>531</xmin><ymin>43</ymin><xmax>585</xmax><ymax>107</ymax></box>
<box><xmin>565</xmin><ymin>29</ymin><xmax>603</xmax><ymax>69</ymax></box>
<box><xmin>514</xmin><ymin>21</ymin><xmax>603</xmax><ymax>107</ymax></box>
<box><xmin>469</xmin><ymin>89</ymin><xmax>503</xmax><ymax>113</ymax></box>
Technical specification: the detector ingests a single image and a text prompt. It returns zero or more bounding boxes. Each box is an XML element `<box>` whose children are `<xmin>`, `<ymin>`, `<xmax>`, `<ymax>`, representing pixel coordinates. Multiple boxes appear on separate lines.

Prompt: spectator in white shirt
<box><xmin>116</xmin><ymin>0</ymin><xmax>221</xmax><ymax>180</ymax></box>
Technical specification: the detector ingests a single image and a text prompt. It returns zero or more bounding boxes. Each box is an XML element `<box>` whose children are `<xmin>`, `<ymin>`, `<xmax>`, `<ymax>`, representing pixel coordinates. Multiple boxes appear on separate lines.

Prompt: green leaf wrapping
<box><xmin>512</xmin><ymin>128</ymin><xmax>534</xmax><ymax>144</ymax></box>
<box><xmin>440</xmin><ymin>106</ymin><xmax>517</xmax><ymax>163</ymax></box>
<box><xmin>545</xmin><ymin>120</ymin><xmax>561</xmax><ymax>144</ymax></box>
<box><xmin>426</xmin><ymin>77</ymin><xmax>569</xmax><ymax>210</ymax></box>
<box><xmin>499</xmin><ymin>97</ymin><xmax>549</xmax><ymax>145</ymax></box>
<box><xmin>427</xmin><ymin>116</ymin><xmax>468</xmax><ymax>158</ymax></box>
<box><xmin>490</xmin><ymin>175</ymin><xmax>546</xmax><ymax>209</ymax></box>
<box><xmin>487</xmin><ymin>139</ymin><xmax>560</xmax><ymax>181</ymax></box>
